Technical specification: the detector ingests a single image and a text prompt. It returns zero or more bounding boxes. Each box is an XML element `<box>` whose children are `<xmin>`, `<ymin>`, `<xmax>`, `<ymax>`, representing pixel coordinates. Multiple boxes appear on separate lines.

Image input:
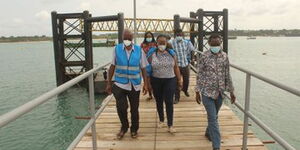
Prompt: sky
<box><xmin>0</xmin><ymin>0</ymin><xmax>299</xmax><ymax>36</ymax></box>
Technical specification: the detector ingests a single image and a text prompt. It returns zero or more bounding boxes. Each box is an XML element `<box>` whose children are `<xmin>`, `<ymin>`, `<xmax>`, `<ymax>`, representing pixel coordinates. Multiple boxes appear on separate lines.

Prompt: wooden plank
<box><xmin>74</xmin><ymin>74</ymin><xmax>268</xmax><ymax>150</ymax></box>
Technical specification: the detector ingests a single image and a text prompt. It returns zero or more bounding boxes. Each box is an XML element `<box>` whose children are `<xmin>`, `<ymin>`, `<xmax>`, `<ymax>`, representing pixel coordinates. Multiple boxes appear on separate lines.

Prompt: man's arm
<box><xmin>225</xmin><ymin>55</ymin><xmax>236</xmax><ymax>103</ymax></box>
<box><xmin>195</xmin><ymin>54</ymin><xmax>204</xmax><ymax>92</ymax></box>
<box><xmin>195</xmin><ymin>54</ymin><xmax>204</xmax><ymax>104</ymax></box>
<box><xmin>105</xmin><ymin>64</ymin><xmax>115</xmax><ymax>95</ymax></box>
<box><xmin>173</xmin><ymin>56</ymin><xmax>182</xmax><ymax>89</ymax></box>
<box><xmin>105</xmin><ymin>47</ymin><xmax>117</xmax><ymax>95</ymax></box>
<box><xmin>140</xmin><ymin>50</ymin><xmax>149</xmax><ymax>95</ymax></box>
<box><xmin>141</xmin><ymin>68</ymin><xmax>148</xmax><ymax>95</ymax></box>
<box><xmin>225</xmin><ymin>56</ymin><xmax>234</xmax><ymax>92</ymax></box>
<box><xmin>188</xmin><ymin>41</ymin><xmax>196</xmax><ymax>52</ymax></box>
<box><xmin>107</xmin><ymin>65</ymin><xmax>115</xmax><ymax>84</ymax></box>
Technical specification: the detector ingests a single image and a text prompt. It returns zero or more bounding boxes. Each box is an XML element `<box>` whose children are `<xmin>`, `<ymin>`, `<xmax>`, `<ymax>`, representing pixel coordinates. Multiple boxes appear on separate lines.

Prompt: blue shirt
<box><xmin>169</xmin><ymin>39</ymin><xmax>195</xmax><ymax>67</ymax></box>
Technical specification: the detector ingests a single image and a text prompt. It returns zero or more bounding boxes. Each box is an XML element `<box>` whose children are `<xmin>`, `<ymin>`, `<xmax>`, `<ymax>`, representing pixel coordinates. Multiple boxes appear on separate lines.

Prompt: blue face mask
<box><xmin>210</xmin><ymin>46</ymin><xmax>221</xmax><ymax>54</ymax></box>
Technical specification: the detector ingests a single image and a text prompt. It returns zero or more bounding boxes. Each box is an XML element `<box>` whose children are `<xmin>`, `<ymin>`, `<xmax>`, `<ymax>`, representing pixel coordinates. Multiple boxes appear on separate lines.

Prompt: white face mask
<box><xmin>123</xmin><ymin>40</ymin><xmax>132</xmax><ymax>47</ymax></box>
<box><xmin>158</xmin><ymin>45</ymin><xmax>166</xmax><ymax>51</ymax></box>
<box><xmin>146</xmin><ymin>38</ymin><xmax>152</xmax><ymax>42</ymax></box>
<box><xmin>176</xmin><ymin>36</ymin><xmax>183</xmax><ymax>41</ymax></box>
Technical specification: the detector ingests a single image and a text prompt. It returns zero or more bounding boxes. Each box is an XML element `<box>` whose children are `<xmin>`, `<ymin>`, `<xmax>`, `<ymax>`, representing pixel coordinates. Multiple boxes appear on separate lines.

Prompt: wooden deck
<box><xmin>74</xmin><ymin>75</ymin><xmax>268</xmax><ymax>150</ymax></box>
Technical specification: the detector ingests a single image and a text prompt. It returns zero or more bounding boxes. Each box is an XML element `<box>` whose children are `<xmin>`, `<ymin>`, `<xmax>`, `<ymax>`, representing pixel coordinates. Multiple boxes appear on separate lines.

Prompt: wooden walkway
<box><xmin>74</xmin><ymin>75</ymin><xmax>268</xmax><ymax>150</ymax></box>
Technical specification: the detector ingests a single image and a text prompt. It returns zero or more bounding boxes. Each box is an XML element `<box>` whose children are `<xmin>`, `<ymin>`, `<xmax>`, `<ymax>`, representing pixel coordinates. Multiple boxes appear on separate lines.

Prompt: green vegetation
<box><xmin>1</xmin><ymin>29</ymin><xmax>300</xmax><ymax>43</ymax></box>
<box><xmin>0</xmin><ymin>35</ymin><xmax>52</xmax><ymax>43</ymax></box>
<box><xmin>65</xmin><ymin>40</ymin><xmax>116</xmax><ymax>47</ymax></box>
<box><xmin>229</xmin><ymin>29</ymin><xmax>300</xmax><ymax>37</ymax></box>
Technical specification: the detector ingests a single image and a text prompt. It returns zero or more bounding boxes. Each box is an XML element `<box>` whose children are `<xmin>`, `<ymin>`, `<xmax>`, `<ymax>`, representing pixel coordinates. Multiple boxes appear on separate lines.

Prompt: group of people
<box><xmin>105</xmin><ymin>28</ymin><xmax>236</xmax><ymax>150</ymax></box>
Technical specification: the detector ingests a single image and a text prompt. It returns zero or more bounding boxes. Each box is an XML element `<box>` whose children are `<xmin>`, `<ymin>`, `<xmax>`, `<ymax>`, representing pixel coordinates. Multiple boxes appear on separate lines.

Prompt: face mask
<box><xmin>158</xmin><ymin>45</ymin><xmax>166</xmax><ymax>51</ymax></box>
<box><xmin>210</xmin><ymin>46</ymin><xmax>221</xmax><ymax>54</ymax></box>
<box><xmin>123</xmin><ymin>40</ymin><xmax>132</xmax><ymax>47</ymax></box>
<box><xmin>146</xmin><ymin>38</ymin><xmax>152</xmax><ymax>42</ymax></box>
<box><xmin>176</xmin><ymin>36</ymin><xmax>183</xmax><ymax>41</ymax></box>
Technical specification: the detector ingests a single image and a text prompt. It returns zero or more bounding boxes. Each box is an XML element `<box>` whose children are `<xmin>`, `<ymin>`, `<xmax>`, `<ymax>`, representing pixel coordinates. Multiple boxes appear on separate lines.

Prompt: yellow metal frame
<box><xmin>80</xmin><ymin>18</ymin><xmax>198</xmax><ymax>33</ymax></box>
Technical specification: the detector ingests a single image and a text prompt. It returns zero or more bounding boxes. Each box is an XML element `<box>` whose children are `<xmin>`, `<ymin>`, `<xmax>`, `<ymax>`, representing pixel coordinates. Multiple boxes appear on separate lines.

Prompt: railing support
<box><xmin>118</xmin><ymin>13</ymin><xmax>124</xmax><ymax>44</ymax></box>
<box><xmin>88</xmin><ymin>74</ymin><xmax>97</xmax><ymax>150</ymax></box>
<box><xmin>173</xmin><ymin>14</ymin><xmax>180</xmax><ymax>37</ymax></box>
<box><xmin>242</xmin><ymin>73</ymin><xmax>251</xmax><ymax>150</ymax></box>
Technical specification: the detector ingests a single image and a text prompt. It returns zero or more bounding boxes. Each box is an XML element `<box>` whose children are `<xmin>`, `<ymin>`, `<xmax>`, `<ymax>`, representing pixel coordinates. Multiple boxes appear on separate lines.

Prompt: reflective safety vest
<box><xmin>115</xmin><ymin>43</ymin><xmax>142</xmax><ymax>85</ymax></box>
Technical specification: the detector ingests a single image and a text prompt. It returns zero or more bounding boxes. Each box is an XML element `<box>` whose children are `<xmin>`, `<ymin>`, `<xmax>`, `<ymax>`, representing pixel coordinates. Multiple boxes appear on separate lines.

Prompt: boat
<box><xmin>65</xmin><ymin>39</ymin><xmax>116</xmax><ymax>47</ymax></box>
<box><xmin>247</xmin><ymin>36</ymin><xmax>256</xmax><ymax>40</ymax></box>
<box><xmin>228</xmin><ymin>36</ymin><xmax>237</xmax><ymax>40</ymax></box>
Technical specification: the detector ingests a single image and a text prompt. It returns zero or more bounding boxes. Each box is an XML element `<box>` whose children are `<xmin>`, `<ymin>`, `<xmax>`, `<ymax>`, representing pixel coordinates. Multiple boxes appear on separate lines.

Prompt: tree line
<box><xmin>1</xmin><ymin>29</ymin><xmax>300</xmax><ymax>43</ymax></box>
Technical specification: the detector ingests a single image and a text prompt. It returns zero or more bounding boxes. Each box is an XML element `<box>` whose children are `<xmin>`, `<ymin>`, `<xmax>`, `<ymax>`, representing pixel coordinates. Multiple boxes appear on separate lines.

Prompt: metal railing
<box><xmin>192</xmin><ymin>50</ymin><xmax>300</xmax><ymax>150</ymax></box>
<box><xmin>0</xmin><ymin>63</ymin><xmax>112</xmax><ymax>150</ymax></box>
<box><xmin>1</xmin><ymin>52</ymin><xmax>299</xmax><ymax>150</ymax></box>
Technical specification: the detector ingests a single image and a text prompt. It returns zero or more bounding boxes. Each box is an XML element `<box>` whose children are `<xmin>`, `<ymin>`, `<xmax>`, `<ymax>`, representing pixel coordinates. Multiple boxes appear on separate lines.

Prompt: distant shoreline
<box><xmin>1</xmin><ymin>29</ymin><xmax>300</xmax><ymax>43</ymax></box>
<box><xmin>0</xmin><ymin>39</ymin><xmax>52</xmax><ymax>43</ymax></box>
<box><xmin>1</xmin><ymin>36</ymin><xmax>300</xmax><ymax>44</ymax></box>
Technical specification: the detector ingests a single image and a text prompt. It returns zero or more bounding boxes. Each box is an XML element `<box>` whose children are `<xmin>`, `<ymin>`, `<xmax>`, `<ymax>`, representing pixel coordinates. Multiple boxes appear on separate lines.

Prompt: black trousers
<box><xmin>112</xmin><ymin>84</ymin><xmax>140</xmax><ymax>132</ymax></box>
<box><xmin>175</xmin><ymin>65</ymin><xmax>190</xmax><ymax>100</ymax></box>
<box><xmin>151</xmin><ymin>77</ymin><xmax>176</xmax><ymax>127</ymax></box>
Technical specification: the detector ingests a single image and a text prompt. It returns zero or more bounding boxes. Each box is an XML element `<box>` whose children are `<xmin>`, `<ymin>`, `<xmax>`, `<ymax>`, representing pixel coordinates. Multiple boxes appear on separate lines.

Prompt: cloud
<box><xmin>80</xmin><ymin>2</ymin><xmax>91</xmax><ymax>10</ymax></box>
<box><xmin>35</xmin><ymin>10</ymin><xmax>50</xmax><ymax>20</ymax></box>
<box><xmin>271</xmin><ymin>2</ymin><xmax>291</xmax><ymax>15</ymax></box>
<box><xmin>247</xmin><ymin>8</ymin><xmax>268</xmax><ymax>16</ymax></box>
<box><xmin>1</xmin><ymin>0</ymin><xmax>300</xmax><ymax>36</ymax></box>
<box><xmin>146</xmin><ymin>0</ymin><xmax>165</xmax><ymax>6</ymax></box>
<box><xmin>230</xmin><ymin>8</ymin><xmax>245</xmax><ymax>17</ymax></box>
<box><xmin>12</xmin><ymin>18</ymin><xmax>24</xmax><ymax>24</ymax></box>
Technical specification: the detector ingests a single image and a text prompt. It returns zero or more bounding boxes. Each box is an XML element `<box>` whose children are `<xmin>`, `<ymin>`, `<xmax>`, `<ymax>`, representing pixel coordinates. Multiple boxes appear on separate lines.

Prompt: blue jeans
<box><xmin>202</xmin><ymin>94</ymin><xmax>223</xmax><ymax>149</ymax></box>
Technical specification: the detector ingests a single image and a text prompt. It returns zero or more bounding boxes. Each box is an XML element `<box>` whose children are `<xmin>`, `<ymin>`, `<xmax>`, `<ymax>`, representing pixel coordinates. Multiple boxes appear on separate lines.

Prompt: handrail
<box><xmin>1</xmin><ymin>50</ymin><xmax>299</xmax><ymax>150</ymax></box>
<box><xmin>0</xmin><ymin>62</ymin><xmax>111</xmax><ymax>150</ymax></box>
<box><xmin>0</xmin><ymin>62</ymin><xmax>110</xmax><ymax>128</ymax></box>
<box><xmin>230</xmin><ymin>63</ymin><xmax>300</xmax><ymax>97</ymax></box>
<box><xmin>192</xmin><ymin>50</ymin><xmax>298</xmax><ymax>150</ymax></box>
<box><xmin>66</xmin><ymin>95</ymin><xmax>113</xmax><ymax>150</ymax></box>
<box><xmin>193</xmin><ymin>50</ymin><xmax>300</xmax><ymax>96</ymax></box>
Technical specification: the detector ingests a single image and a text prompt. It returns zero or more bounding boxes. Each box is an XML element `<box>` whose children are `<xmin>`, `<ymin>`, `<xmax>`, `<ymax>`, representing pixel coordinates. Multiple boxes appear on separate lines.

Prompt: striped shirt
<box><xmin>169</xmin><ymin>39</ymin><xmax>195</xmax><ymax>67</ymax></box>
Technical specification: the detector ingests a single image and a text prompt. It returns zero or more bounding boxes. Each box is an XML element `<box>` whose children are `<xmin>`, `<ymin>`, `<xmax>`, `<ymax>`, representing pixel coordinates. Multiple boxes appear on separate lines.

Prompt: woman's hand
<box><xmin>142</xmin><ymin>83</ymin><xmax>148</xmax><ymax>95</ymax></box>
<box><xmin>177</xmin><ymin>80</ymin><xmax>183</xmax><ymax>90</ymax></box>
<box><xmin>230</xmin><ymin>92</ymin><xmax>236</xmax><ymax>104</ymax></box>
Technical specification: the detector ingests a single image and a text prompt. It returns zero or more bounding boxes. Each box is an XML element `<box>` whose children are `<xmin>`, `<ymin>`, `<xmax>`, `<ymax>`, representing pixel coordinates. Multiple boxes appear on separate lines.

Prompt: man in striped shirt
<box><xmin>169</xmin><ymin>29</ymin><xmax>195</xmax><ymax>104</ymax></box>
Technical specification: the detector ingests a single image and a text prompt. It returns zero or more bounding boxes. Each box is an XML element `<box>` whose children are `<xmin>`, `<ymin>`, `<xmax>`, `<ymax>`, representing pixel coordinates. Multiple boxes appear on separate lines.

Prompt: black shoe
<box><xmin>116</xmin><ymin>130</ymin><xmax>127</xmax><ymax>140</ymax></box>
<box><xmin>213</xmin><ymin>148</ymin><xmax>220</xmax><ymax>150</ymax></box>
<box><xmin>205</xmin><ymin>133</ymin><xmax>212</xmax><ymax>141</ymax></box>
<box><xmin>131</xmin><ymin>131</ymin><xmax>138</xmax><ymax>138</ymax></box>
<box><xmin>184</xmin><ymin>91</ymin><xmax>190</xmax><ymax>97</ymax></box>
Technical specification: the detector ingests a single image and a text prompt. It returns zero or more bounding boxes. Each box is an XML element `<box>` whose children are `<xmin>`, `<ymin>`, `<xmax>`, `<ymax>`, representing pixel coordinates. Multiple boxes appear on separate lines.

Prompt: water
<box><xmin>0</xmin><ymin>41</ymin><xmax>113</xmax><ymax>150</ymax></box>
<box><xmin>0</xmin><ymin>37</ymin><xmax>299</xmax><ymax>150</ymax></box>
<box><xmin>228</xmin><ymin>37</ymin><xmax>300</xmax><ymax>149</ymax></box>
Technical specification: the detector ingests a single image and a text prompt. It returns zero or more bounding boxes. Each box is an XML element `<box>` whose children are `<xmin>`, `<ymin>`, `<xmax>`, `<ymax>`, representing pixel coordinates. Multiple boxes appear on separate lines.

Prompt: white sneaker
<box><xmin>168</xmin><ymin>126</ymin><xmax>176</xmax><ymax>133</ymax></box>
<box><xmin>157</xmin><ymin>122</ymin><xmax>165</xmax><ymax>128</ymax></box>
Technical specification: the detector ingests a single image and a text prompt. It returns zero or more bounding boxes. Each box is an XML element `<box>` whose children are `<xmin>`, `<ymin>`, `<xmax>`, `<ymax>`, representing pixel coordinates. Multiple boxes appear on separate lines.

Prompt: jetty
<box><xmin>0</xmin><ymin>8</ymin><xmax>298</xmax><ymax>150</ymax></box>
<box><xmin>74</xmin><ymin>74</ymin><xmax>268</xmax><ymax>150</ymax></box>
